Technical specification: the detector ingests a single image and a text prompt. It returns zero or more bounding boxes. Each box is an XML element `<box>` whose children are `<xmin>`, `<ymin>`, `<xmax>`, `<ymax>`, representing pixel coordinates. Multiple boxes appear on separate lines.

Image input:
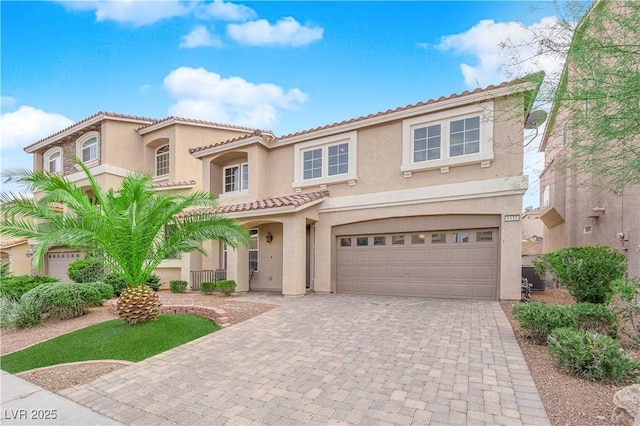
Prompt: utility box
<box><xmin>522</xmin><ymin>266</ymin><xmax>545</xmax><ymax>291</ymax></box>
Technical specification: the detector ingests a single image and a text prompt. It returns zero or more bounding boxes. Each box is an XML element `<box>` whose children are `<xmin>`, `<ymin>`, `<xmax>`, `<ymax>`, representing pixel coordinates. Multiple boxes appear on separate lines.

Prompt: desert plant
<box><xmin>571</xmin><ymin>303</ymin><xmax>618</xmax><ymax>338</ymax></box>
<box><xmin>0</xmin><ymin>275</ymin><xmax>59</xmax><ymax>301</ymax></box>
<box><xmin>170</xmin><ymin>280</ymin><xmax>188</xmax><ymax>293</ymax></box>
<box><xmin>200</xmin><ymin>281</ymin><xmax>216</xmax><ymax>295</ymax></box>
<box><xmin>548</xmin><ymin>327</ymin><xmax>640</xmax><ymax>383</ymax></box>
<box><xmin>609</xmin><ymin>277</ymin><xmax>640</xmax><ymax>344</ymax></box>
<box><xmin>512</xmin><ymin>302</ymin><xmax>576</xmax><ymax>344</ymax></box>
<box><xmin>22</xmin><ymin>283</ymin><xmax>103</xmax><ymax>320</ymax></box>
<box><xmin>217</xmin><ymin>280</ymin><xmax>236</xmax><ymax>297</ymax></box>
<box><xmin>67</xmin><ymin>257</ymin><xmax>103</xmax><ymax>283</ymax></box>
<box><xmin>102</xmin><ymin>273</ymin><xmax>127</xmax><ymax>297</ymax></box>
<box><xmin>1</xmin><ymin>161</ymin><xmax>249</xmax><ymax>324</ymax></box>
<box><xmin>116</xmin><ymin>285</ymin><xmax>160</xmax><ymax>325</ymax></box>
<box><xmin>534</xmin><ymin>246</ymin><xmax>627</xmax><ymax>304</ymax></box>
<box><xmin>145</xmin><ymin>274</ymin><xmax>162</xmax><ymax>292</ymax></box>
<box><xmin>0</xmin><ymin>296</ymin><xmax>43</xmax><ymax>328</ymax></box>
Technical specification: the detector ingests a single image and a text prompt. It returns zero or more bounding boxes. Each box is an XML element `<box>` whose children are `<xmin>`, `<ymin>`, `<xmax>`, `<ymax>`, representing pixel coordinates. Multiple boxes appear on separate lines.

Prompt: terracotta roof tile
<box><xmin>137</xmin><ymin>116</ymin><xmax>260</xmax><ymax>133</ymax></box>
<box><xmin>24</xmin><ymin>111</ymin><xmax>159</xmax><ymax>150</ymax></box>
<box><xmin>0</xmin><ymin>237</ymin><xmax>28</xmax><ymax>249</ymax></box>
<box><xmin>177</xmin><ymin>190</ymin><xmax>329</xmax><ymax>217</ymax></box>
<box><xmin>189</xmin><ymin>130</ymin><xmax>276</xmax><ymax>155</ymax></box>
<box><xmin>151</xmin><ymin>180</ymin><xmax>197</xmax><ymax>189</ymax></box>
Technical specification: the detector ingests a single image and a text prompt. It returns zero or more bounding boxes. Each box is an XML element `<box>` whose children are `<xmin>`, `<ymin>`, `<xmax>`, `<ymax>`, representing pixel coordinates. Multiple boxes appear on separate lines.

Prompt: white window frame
<box><xmin>292</xmin><ymin>131</ymin><xmax>358</xmax><ymax>190</ymax></box>
<box><xmin>75</xmin><ymin>131</ymin><xmax>100</xmax><ymax>168</ymax></box>
<box><xmin>543</xmin><ymin>185</ymin><xmax>550</xmax><ymax>208</ymax></box>
<box><xmin>44</xmin><ymin>147</ymin><xmax>63</xmax><ymax>174</ymax></box>
<box><xmin>222</xmin><ymin>163</ymin><xmax>249</xmax><ymax>194</ymax></box>
<box><xmin>401</xmin><ymin>102</ymin><xmax>494</xmax><ymax>173</ymax></box>
<box><xmin>249</xmin><ymin>229</ymin><xmax>259</xmax><ymax>271</ymax></box>
<box><xmin>155</xmin><ymin>145</ymin><xmax>170</xmax><ymax>178</ymax></box>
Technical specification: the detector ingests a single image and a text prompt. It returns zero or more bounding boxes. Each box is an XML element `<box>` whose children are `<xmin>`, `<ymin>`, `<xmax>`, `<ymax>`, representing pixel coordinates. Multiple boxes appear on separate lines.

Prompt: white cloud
<box><xmin>180</xmin><ymin>25</ymin><xmax>222</xmax><ymax>48</ymax></box>
<box><xmin>227</xmin><ymin>17</ymin><xmax>323</xmax><ymax>47</ymax></box>
<box><xmin>435</xmin><ymin>16</ymin><xmax>571</xmax><ymax>88</ymax></box>
<box><xmin>59</xmin><ymin>0</ymin><xmax>193</xmax><ymax>27</ymax></box>
<box><xmin>195</xmin><ymin>0</ymin><xmax>256</xmax><ymax>22</ymax></box>
<box><xmin>163</xmin><ymin>67</ymin><xmax>308</xmax><ymax>128</ymax></box>
<box><xmin>0</xmin><ymin>106</ymin><xmax>74</xmax><ymax>150</ymax></box>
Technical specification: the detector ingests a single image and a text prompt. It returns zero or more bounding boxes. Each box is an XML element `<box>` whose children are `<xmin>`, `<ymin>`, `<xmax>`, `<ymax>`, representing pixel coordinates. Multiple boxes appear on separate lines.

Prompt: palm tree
<box><xmin>0</xmin><ymin>162</ymin><xmax>250</xmax><ymax>324</ymax></box>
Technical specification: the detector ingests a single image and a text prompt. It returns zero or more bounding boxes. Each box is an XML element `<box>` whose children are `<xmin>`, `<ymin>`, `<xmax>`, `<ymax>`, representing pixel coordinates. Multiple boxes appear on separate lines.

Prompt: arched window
<box><xmin>76</xmin><ymin>132</ymin><xmax>100</xmax><ymax>166</ymax></box>
<box><xmin>156</xmin><ymin>145</ymin><xmax>170</xmax><ymax>177</ymax></box>
<box><xmin>44</xmin><ymin>148</ymin><xmax>63</xmax><ymax>173</ymax></box>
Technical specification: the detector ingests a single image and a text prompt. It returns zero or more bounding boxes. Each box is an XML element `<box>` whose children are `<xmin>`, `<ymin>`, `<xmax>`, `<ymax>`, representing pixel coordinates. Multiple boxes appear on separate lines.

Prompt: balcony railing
<box><xmin>190</xmin><ymin>269</ymin><xmax>227</xmax><ymax>290</ymax></box>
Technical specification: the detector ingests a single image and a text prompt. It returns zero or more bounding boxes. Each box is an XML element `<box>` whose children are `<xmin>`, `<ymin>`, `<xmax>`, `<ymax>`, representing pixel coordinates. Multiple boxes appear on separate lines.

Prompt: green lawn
<box><xmin>0</xmin><ymin>314</ymin><xmax>218</xmax><ymax>373</ymax></box>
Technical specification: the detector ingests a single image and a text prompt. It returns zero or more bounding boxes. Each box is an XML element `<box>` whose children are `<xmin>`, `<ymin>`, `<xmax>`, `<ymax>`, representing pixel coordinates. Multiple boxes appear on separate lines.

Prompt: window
<box><xmin>449</xmin><ymin>117</ymin><xmax>480</xmax><ymax>157</ymax></box>
<box><xmin>543</xmin><ymin>185</ymin><xmax>550</xmax><ymax>207</ymax></box>
<box><xmin>224</xmin><ymin>163</ymin><xmax>249</xmax><ymax>193</ymax></box>
<box><xmin>76</xmin><ymin>132</ymin><xmax>100</xmax><ymax>167</ymax></box>
<box><xmin>391</xmin><ymin>235</ymin><xmax>405</xmax><ymax>245</ymax></box>
<box><xmin>44</xmin><ymin>148</ymin><xmax>62</xmax><ymax>173</ymax></box>
<box><xmin>156</xmin><ymin>145</ymin><xmax>169</xmax><ymax>177</ymax></box>
<box><xmin>411</xmin><ymin>234</ymin><xmax>426</xmax><ymax>244</ymax></box>
<box><xmin>476</xmin><ymin>231</ymin><xmax>493</xmax><ymax>242</ymax></box>
<box><xmin>401</xmin><ymin>103</ymin><xmax>493</xmax><ymax>173</ymax></box>
<box><xmin>249</xmin><ymin>229</ymin><xmax>258</xmax><ymax>271</ymax></box>
<box><xmin>413</xmin><ymin>125</ymin><xmax>441</xmax><ymax>162</ymax></box>
<box><xmin>431</xmin><ymin>233</ymin><xmax>446</xmax><ymax>244</ymax></box>
<box><xmin>340</xmin><ymin>237</ymin><xmax>352</xmax><ymax>247</ymax></box>
<box><xmin>373</xmin><ymin>236</ymin><xmax>386</xmax><ymax>246</ymax></box>
<box><xmin>328</xmin><ymin>143</ymin><xmax>349</xmax><ymax>176</ymax></box>
<box><xmin>583</xmin><ymin>226</ymin><xmax>592</xmax><ymax>234</ymax></box>
<box><xmin>292</xmin><ymin>131</ymin><xmax>357</xmax><ymax>189</ymax></box>
<box><xmin>356</xmin><ymin>237</ymin><xmax>368</xmax><ymax>246</ymax></box>
<box><xmin>453</xmin><ymin>232</ymin><xmax>469</xmax><ymax>243</ymax></box>
<box><xmin>81</xmin><ymin>137</ymin><xmax>98</xmax><ymax>163</ymax></box>
<box><xmin>303</xmin><ymin>149</ymin><xmax>322</xmax><ymax>180</ymax></box>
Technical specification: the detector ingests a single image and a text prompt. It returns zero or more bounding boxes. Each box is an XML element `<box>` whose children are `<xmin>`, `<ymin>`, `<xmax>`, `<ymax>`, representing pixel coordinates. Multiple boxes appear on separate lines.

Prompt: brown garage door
<box><xmin>337</xmin><ymin>228</ymin><xmax>498</xmax><ymax>300</ymax></box>
<box><xmin>46</xmin><ymin>252</ymin><xmax>83</xmax><ymax>282</ymax></box>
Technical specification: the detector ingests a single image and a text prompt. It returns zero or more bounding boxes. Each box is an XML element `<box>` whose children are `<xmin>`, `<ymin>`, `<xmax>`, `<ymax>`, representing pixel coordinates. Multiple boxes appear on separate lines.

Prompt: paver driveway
<box><xmin>61</xmin><ymin>293</ymin><xmax>550</xmax><ymax>425</ymax></box>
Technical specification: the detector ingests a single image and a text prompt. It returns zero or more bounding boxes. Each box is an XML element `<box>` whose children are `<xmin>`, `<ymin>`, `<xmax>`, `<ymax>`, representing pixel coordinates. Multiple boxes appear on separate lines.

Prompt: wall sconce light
<box><xmin>265</xmin><ymin>232</ymin><xmax>273</xmax><ymax>244</ymax></box>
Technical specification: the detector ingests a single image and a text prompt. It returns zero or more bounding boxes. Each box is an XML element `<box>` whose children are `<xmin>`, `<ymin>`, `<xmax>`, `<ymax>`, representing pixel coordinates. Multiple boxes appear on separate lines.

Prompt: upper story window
<box><xmin>224</xmin><ymin>163</ymin><xmax>249</xmax><ymax>193</ymax></box>
<box><xmin>155</xmin><ymin>145</ymin><xmax>170</xmax><ymax>177</ymax></box>
<box><xmin>44</xmin><ymin>147</ymin><xmax>63</xmax><ymax>173</ymax></box>
<box><xmin>293</xmin><ymin>131</ymin><xmax>357</xmax><ymax>190</ymax></box>
<box><xmin>543</xmin><ymin>185</ymin><xmax>550</xmax><ymax>208</ymax></box>
<box><xmin>76</xmin><ymin>132</ymin><xmax>100</xmax><ymax>168</ymax></box>
<box><xmin>401</xmin><ymin>102</ymin><xmax>494</xmax><ymax>174</ymax></box>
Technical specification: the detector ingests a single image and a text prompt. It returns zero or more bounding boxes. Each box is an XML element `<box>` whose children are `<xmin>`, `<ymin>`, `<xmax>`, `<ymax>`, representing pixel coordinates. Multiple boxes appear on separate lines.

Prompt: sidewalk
<box><xmin>1</xmin><ymin>370</ymin><xmax>121</xmax><ymax>425</ymax></box>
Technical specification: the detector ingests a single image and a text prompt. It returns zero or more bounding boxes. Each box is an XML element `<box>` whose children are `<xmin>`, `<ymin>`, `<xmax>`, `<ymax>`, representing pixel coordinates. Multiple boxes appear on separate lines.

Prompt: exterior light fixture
<box><xmin>265</xmin><ymin>232</ymin><xmax>273</xmax><ymax>244</ymax></box>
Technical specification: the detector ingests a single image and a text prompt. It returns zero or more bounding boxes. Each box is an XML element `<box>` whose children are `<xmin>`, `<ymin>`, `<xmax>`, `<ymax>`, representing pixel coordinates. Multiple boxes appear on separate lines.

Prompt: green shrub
<box><xmin>0</xmin><ymin>275</ymin><xmax>59</xmax><ymax>300</ymax></box>
<box><xmin>84</xmin><ymin>282</ymin><xmax>115</xmax><ymax>301</ymax></box>
<box><xmin>548</xmin><ymin>327</ymin><xmax>640</xmax><ymax>383</ymax></box>
<box><xmin>0</xmin><ymin>296</ymin><xmax>43</xmax><ymax>328</ymax></box>
<box><xmin>145</xmin><ymin>274</ymin><xmax>162</xmax><ymax>292</ymax></box>
<box><xmin>217</xmin><ymin>280</ymin><xmax>236</xmax><ymax>297</ymax></box>
<box><xmin>512</xmin><ymin>302</ymin><xmax>576</xmax><ymax>344</ymax></box>
<box><xmin>571</xmin><ymin>303</ymin><xmax>618</xmax><ymax>338</ymax></box>
<box><xmin>0</xmin><ymin>260</ymin><xmax>12</xmax><ymax>280</ymax></box>
<box><xmin>170</xmin><ymin>280</ymin><xmax>188</xmax><ymax>293</ymax></box>
<box><xmin>67</xmin><ymin>257</ymin><xmax>103</xmax><ymax>283</ymax></box>
<box><xmin>102</xmin><ymin>274</ymin><xmax>127</xmax><ymax>296</ymax></box>
<box><xmin>200</xmin><ymin>281</ymin><xmax>216</xmax><ymax>295</ymax></box>
<box><xmin>22</xmin><ymin>283</ymin><xmax>104</xmax><ymax>320</ymax></box>
<box><xmin>534</xmin><ymin>246</ymin><xmax>627</xmax><ymax>304</ymax></box>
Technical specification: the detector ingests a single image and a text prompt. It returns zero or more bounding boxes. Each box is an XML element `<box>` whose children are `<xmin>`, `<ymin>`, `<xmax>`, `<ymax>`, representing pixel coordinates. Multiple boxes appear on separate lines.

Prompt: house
<box><xmin>22</xmin><ymin>74</ymin><xmax>541</xmax><ymax>300</ymax></box>
<box><xmin>0</xmin><ymin>237</ymin><xmax>30</xmax><ymax>275</ymax></box>
<box><xmin>538</xmin><ymin>0</ymin><xmax>640</xmax><ymax>277</ymax></box>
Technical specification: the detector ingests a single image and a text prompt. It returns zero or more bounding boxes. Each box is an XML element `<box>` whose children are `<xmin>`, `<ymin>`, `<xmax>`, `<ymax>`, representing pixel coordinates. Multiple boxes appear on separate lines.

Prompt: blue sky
<box><xmin>1</xmin><ymin>1</ymin><xmax>578</xmax><ymax>207</ymax></box>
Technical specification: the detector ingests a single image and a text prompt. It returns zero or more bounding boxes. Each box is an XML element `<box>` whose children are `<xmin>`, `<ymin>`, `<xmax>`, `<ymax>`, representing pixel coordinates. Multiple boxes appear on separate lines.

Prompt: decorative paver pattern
<box><xmin>60</xmin><ymin>294</ymin><xmax>550</xmax><ymax>425</ymax></box>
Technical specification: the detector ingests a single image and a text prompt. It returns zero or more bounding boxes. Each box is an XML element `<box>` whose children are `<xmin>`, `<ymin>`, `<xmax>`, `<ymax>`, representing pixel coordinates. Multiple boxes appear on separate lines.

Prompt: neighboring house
<box><xmin>538</xmin><ymin>1</ymin><xmax>640</xmax><ymax>277</ymax></box>
<box><xmin>22</xmin><ymin>112</ymin><xmax>255</xmax><ymax>282</ymax></box>
<box><xmin>0</xmin><ymin>237</ymin><xmax>30</xmax><ymax>276</ymax></box>
<box><xmin>521</xmin><ymin>208</ymin><xmax>543</xmax><ymax>267</ymax></box>
<box><xmin>21</xmin><ymin>74</ymin><xmax>541</xmax><ymax>299</ymax></box>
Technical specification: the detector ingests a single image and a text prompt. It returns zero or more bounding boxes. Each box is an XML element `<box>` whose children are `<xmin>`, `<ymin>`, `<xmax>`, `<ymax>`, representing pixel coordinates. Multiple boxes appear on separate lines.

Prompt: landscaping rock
<box><xmin>612</xmin><ymin>384</ymin><xmax>640</xmax><ymax>426</ymax></box>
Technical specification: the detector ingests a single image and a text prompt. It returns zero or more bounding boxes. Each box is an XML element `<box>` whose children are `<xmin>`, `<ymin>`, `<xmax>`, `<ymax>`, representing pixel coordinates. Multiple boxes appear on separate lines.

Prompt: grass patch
<box><xmin>0</xmin><ymin>314</ymin><xmax>218</xmax><ymax>373</ymax></box>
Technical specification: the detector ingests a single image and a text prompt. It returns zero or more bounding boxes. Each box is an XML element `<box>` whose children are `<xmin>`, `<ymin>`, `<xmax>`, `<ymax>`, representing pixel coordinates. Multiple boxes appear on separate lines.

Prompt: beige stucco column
<box><xmin>227</xmin><ymin>245</ymin><xmax>249</xmax><ymax>292</ymax></box>
<box><xmin>282</xmin><ymin>214</ymin><xmax>307</xmax><ymax>296</ymax></box>
<box><xmin>500</xmin><ymin>216</ymin><xmax>523</xmax><ymax>300</ymax></box>
<box><xmin>313</xmin><ymin>221</ymin><xmax>332</xmax><ymax>294</ymax></box>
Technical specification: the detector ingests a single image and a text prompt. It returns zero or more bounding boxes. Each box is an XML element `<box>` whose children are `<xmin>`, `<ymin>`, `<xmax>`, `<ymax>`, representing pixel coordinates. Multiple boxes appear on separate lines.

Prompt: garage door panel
<box><xmin>337</xmin><ymin>227</ymin><xmax>498</xmax><ymax>300</ymax></box>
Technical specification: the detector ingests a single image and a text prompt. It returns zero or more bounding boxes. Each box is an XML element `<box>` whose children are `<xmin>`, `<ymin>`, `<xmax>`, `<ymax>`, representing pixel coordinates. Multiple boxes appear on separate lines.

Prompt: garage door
<box><xmin>337</xmin><ymin>228</ymin><xmax>498</xmax><ymax>300</ymax></box>
<box><xmin>47</xmin><ymin>252</ymin><xmax>83</xmax><ymax>282</ymax></box>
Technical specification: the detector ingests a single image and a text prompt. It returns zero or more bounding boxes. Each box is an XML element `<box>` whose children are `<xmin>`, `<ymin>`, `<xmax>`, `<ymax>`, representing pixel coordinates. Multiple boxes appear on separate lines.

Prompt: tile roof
<box><xmin>189</xmin><ymin>130</ymin><xmax>276</xmax><ymax>155</ymax></box>
<box><xmin>151</xmin><ymin>180</ymin><xmax>197</xmax><ymax>189</ymax></box>
<box><xmin>136</xmin><ymin>116</ymin><xmax>260</xmax><ymax>133</ymax></box>
<box><xmin>24</xmin><ymin>111</ymin><xmax>159</xmax><ymax>150</ymax></box>
<box><xmin>0</xmin><ymin>237</ymin><xmax>28</xmax><ymax>249</ymax></box>
<box><xmin>177</xmin><ymin>190</ymin><xmax>329</xmax><ymax>217</ymax></box>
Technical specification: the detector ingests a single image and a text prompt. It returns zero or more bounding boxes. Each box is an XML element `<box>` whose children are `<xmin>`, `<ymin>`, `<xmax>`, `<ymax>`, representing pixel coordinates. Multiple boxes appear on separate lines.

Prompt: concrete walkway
<box><xmin>1</xmin><ymin>370</ymin><xmax>121</xmax><ymax>425</ymax></box>
<box><xmin>54</xmin><ymin>293</ymin><xmax>549</xmax><ymax>425</ymax></box>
